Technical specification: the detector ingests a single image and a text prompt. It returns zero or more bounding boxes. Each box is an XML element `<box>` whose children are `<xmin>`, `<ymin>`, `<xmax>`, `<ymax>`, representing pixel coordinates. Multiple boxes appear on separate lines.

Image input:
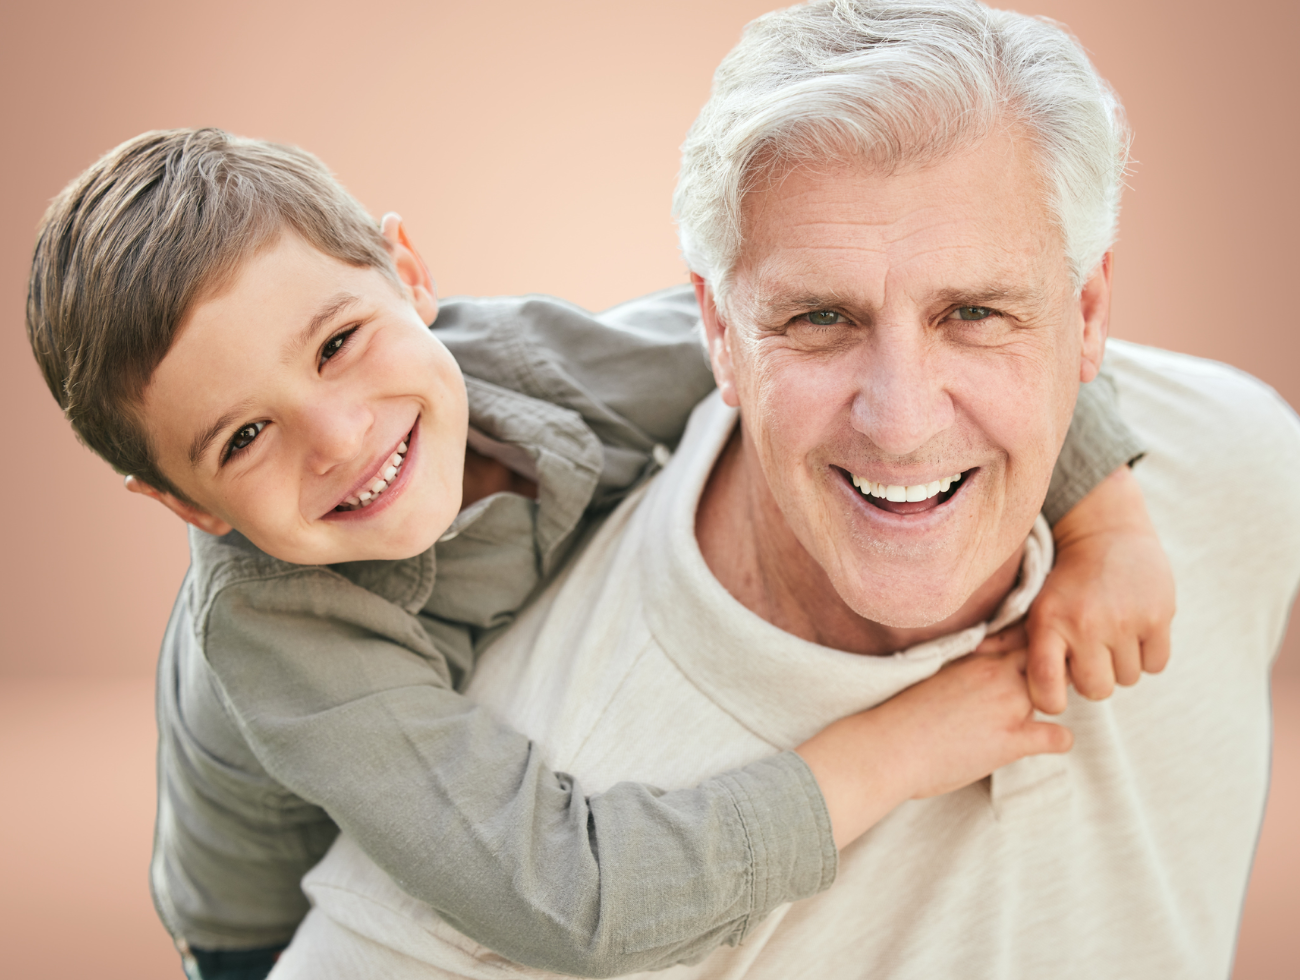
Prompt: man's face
<box><xmin>702</xmin><ymin>130</ymin><xmax>1108</xmax><ymax>629</ymax></box>
<box><xmin>139</xmin><ymin>231</ymin><xmax>468</xmax><ymax>565</ymax></box>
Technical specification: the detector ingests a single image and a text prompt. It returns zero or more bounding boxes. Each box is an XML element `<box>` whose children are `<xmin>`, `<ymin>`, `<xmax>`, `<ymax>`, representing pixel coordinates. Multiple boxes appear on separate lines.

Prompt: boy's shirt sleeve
<box><xmin>434</xmin><ymin>286</ymin><xmax>717</xmax><ymax>511</ymax></box>
<box><xmin>1042</xmin><ymin>360</ymin><xmax>1147</xmax><ymax>525</ymax></box>
<box><xmin>200</xmin><ymin>569</ymin><xmax>836</xmax><ymax>975</ymax></box>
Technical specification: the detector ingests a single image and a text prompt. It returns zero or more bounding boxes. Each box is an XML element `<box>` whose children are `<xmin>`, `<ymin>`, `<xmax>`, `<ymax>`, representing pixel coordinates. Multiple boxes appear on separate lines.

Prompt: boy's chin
<box><xmin>239</xmin><ymin>527</ymin><xmax>441</xmax><ymax>567</ymax></box>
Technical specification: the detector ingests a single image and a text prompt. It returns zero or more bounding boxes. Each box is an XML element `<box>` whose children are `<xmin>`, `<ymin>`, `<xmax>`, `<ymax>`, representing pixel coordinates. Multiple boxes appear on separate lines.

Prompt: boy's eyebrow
<box><xmin>188</xmin><ymin>401</ymin><xmax>254</xmax><ymax>468</ymax></box>
<box><xmin>285</xmin><ymin>293</ymin><xmax>361</xmax><ymax>363</ymax></box>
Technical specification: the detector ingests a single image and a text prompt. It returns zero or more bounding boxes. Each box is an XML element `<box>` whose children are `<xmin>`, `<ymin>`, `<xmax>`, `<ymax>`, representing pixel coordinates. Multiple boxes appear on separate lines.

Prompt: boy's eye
<box><xmin>952</xmin><ymin>306</ymin><xmax>996</xmax><ymax>321</ymax></box>
<box><xmin>806</xmin><ymin>310</ymin><xmax>841</xmax><ymax>326</ymax></box>
<box><xmin>226</xmin><ymin>421</ymin><xmax>266</xmax><ymax>458</ymax></box>
<box><xmin>320</xmin><ymin>328</ymin><xmax>357</xmax><ymax>366</ymax></box>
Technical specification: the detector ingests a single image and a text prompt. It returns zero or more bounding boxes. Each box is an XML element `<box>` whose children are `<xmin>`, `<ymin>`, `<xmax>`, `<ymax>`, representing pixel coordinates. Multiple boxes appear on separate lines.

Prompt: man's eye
<box><xmin>227</xmin><ymin>421</ymin><xmax>266</xmax><ymax>457</ymax></box>
<box><xmin>320</xmin><ymin>328</ymin><xmax>357</xmax><ymax>365</ymax></box>
<box><xmin>953</xmin><ymin>306</ymin><xmax>996</xmax><ymax>321</ymax></box>
<box><xmin>806</xmin><ymin>310</ymin><xmax>841</xmax><ymax>326</ymax></box>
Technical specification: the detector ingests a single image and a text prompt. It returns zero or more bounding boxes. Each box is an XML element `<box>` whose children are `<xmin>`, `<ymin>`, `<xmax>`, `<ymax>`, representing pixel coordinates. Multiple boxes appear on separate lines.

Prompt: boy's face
<box><xmin>136</xmin><ymin>226</ymin><xmax>468</xmax><ymax>565</ymax></box>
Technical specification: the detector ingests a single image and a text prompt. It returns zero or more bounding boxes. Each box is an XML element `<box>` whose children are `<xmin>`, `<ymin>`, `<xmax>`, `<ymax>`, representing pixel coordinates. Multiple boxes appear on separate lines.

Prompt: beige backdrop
<box><xmin>0</xmin><ymin>1</ymin><xmax>1295</xmax><ymax>978</ymax></box>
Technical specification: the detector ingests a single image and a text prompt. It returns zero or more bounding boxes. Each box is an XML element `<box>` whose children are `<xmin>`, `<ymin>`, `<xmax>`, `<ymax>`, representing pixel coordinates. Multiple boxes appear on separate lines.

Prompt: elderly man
<box><xmin>272</xmin><ymin>1</ymin><xmax>1300</xmax><ymax>977</ymax></box>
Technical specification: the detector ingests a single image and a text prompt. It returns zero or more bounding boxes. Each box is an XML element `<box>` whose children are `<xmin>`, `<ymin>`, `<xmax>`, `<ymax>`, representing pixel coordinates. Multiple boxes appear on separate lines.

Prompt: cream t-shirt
<box><xmin>273</xmin><ymin>341</ymin><xmax>1300</xmax><ymax>980</ymax></box>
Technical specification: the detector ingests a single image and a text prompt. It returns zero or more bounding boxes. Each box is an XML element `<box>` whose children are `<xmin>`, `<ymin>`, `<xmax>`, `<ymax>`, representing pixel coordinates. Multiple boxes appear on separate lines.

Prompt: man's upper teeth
<box><xmin>850</xmin><ymin>472</ymin><xmax>962</xmax><ymax>501</ymax></box>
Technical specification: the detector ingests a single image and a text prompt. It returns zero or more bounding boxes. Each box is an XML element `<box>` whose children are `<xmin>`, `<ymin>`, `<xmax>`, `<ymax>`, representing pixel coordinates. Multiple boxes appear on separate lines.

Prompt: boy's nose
<box><xmin>297</xmin><ymin>398</ymin><xmax>372</xmax><ymax>474</ymax></box>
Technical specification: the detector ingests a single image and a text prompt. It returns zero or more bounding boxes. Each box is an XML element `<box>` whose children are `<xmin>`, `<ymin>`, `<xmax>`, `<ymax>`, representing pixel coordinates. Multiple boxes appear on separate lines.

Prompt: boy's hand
<box><xmin>994</xmin><ymin>465</ymin><xmax>1175</xmax><ymax>715</ymax></box>
<box><xmin>880</xmin><ymin>650</ymin><xmax>1074</xmax><ymax>799</ymax></box>
<box><xmin>797</xmin><ymin>650</ymin><xmax>1071</xmax><ymax>849</ymax></box>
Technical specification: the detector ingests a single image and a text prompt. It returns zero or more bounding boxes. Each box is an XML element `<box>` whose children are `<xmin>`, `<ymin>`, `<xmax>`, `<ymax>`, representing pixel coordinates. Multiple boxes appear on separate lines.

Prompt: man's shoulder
<box><xmin>1107</xmin><ymin>340</ymin><xmax>1300</xmax><ymax>622</ymax></box>
<box><xmin>1106</xmin><ymin>340</ymin><xmax>1300</xmax><ymax>472</ymax></box>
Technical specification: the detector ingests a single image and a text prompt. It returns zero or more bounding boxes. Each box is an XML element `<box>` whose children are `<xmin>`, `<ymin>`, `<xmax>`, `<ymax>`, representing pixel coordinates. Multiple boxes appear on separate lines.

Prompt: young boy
<box><xmin>26</xmin><ymin>129</ymin><xmax>1172</xmax><ymax>980</ymax></box>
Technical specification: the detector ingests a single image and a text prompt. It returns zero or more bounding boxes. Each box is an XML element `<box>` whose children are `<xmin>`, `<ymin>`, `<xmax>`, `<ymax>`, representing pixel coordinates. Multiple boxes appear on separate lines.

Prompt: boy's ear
<box><xmin>380</xmin><ymin>213</ymin><xmax>438</xmax><ymax>325</ymax></box>
<box><xmin>124</xmin><ymin>476</ymin><xmax>232</xmax><ymax>536</ymax></box>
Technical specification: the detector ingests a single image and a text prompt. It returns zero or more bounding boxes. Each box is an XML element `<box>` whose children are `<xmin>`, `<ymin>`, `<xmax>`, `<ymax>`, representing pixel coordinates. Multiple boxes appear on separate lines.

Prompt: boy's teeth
<box><xmin>850</xmin><ymin>472</ymin><xmax>963</xmax><ymax>503</ymax></box>
<box><xmin>336</xmin><ymin>438</ymin><xmax>411</xmax><ymax>511</ymax></box>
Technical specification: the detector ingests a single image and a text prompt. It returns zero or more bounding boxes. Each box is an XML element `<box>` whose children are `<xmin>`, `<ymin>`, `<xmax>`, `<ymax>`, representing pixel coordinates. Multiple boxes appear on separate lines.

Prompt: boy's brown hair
<box><xmin>26</xmin><ymin>128</ymin><xmax>397</xmax><ymax>500</ymax></box>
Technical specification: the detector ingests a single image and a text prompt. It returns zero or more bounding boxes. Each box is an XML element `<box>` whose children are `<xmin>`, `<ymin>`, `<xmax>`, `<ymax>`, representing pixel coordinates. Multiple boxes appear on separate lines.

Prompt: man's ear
<box><xmin>380</xmin><ymin>213</ymin><xmax>439</xmax><ymax>325</ymax></box>
<box><xmin>693</xmin><ymin>273</ymin><xmax>741</xmax><ymax>408</ymax></box>
<box><xmin>1077</xmin><ymin>250</ymin><xmax>1112</xmax><ymax>383</ymax></box>
<box><xmin>124</xmin><ymin>476</ymin><xmax>232</xmax><ymax>536</ymax></box>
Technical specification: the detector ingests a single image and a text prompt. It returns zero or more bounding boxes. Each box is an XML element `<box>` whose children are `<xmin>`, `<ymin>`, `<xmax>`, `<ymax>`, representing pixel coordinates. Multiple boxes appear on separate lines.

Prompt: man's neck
<box><xmin>695</xmin><ymin>425</ymin><xmax>1022</xmax><ymax>657</ymax></box>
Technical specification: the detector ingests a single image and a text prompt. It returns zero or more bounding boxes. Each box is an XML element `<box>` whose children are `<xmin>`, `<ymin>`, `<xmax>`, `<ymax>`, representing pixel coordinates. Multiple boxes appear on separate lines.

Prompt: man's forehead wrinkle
<box><xmin>283</xmin><ymin>292</ymin><xmax>360</xmax><ymax>365</ymax></box>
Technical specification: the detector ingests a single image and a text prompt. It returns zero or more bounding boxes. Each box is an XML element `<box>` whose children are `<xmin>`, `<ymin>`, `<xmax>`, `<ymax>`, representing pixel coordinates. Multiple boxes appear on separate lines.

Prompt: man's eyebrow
<box><xmin>933</xmin><ymin>283</ymin><xmax>1043</xmax><ymax>307</ymax></box>
<box><xmin>188</xmin><ymin>403</ymin><xmax>253</xmax><ymax>468</ymax></box>
<box><xmin>747</xmin><ymin>293</ymin><xmax>860</xmax><ymax>324</ymax></box>
<box><xmin>284</xmin><ymin>292</ymin><xmax>361</xmax><ymax>363</ymax></box>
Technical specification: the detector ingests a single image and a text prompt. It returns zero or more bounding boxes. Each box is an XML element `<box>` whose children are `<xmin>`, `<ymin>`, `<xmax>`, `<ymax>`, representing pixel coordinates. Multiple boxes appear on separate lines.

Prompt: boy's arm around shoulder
<box><xmin>201</xmin><ymin>563</ymin><xmax>835</xmax><ymax>976</ymax></box>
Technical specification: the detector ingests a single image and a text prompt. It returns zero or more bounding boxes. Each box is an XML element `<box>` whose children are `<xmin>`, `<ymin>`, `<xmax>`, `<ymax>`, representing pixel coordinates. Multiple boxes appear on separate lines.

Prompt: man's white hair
<box><xmin>673</xmin><ymin>0</ymin><xmax>1131</xmax><ymax>305</ymax></box>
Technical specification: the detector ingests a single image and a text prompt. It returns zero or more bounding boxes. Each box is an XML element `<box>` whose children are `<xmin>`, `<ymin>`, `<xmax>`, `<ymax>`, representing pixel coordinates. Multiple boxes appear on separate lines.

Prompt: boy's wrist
<box><xmin>1053</xmin><ymin>465</ymin><xmax>1152</xmax><ymax>547</ymax></box>
<box><xmin>795</xmin><ymin>710</ymin><xmax>915</xmax><ymax>850</ymax></box>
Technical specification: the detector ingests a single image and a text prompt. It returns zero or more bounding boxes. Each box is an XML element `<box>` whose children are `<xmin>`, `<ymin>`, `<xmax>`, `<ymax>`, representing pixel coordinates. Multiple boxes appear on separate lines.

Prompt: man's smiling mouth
<box><xmin>334</xmin><ymin>429</ymin><xmax>413</xmax><ymax>512</ymax></box>
<box><xmin>842</xmin><ymin>468</ymin><xmax>972</xmax><ymax>515</ymax></box>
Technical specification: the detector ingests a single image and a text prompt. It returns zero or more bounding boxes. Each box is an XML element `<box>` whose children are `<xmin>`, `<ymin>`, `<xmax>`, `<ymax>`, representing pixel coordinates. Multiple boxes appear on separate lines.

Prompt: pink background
<box><xmin>0</xmin><ymin>1</ymin><xmax>1295</xmax><ymax>976</ymax></box>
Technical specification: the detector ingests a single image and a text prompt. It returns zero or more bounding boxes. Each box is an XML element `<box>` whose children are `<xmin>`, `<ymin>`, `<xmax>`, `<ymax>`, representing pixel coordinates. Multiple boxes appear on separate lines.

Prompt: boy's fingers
<box><xmin>1026</xmin><ymin>628</ymin><xmax>1068</xmax><ymax>716</ymax></box>
<box><xmin>1067</xmin><ymin>641</ymin><xmax>1116</xmax><ymax>701</ymax></box>
<box><xmin>1113</xmin><ymin>635</ymin><xmax>1142</xmax><ymax>687</ymax></box>
<box><xmin>1141</xmin><ymin>624</ymin><xmax>1172</xmax><ymax>675</ymax></box>
<box><xmin>1021</xmin><ymin>719</ymin><xmax>1074</xmax><ymax>755</ymax></box>
<box><xmin>1004</xmin><ymin>647</ymin><xmax>1031</xmax><ymax>674</ymax></box>
<box><xmin>976</xmin><ymin>624</ymin><xmax>1028</xmax><ymax>655</ymax></box>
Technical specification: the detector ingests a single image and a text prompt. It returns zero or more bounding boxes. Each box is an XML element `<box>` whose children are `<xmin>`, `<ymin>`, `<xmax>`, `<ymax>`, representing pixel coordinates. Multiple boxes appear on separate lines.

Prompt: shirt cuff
<box><xmin>718</xmin><ymin>750</ymin><xmax>838</xmax><ymax>939</ymax></box>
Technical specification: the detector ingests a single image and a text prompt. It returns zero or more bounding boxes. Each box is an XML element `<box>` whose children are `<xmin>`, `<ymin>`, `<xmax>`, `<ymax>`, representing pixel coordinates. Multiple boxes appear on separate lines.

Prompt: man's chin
<box><xmin>844</xmin><ymin>591</ymin><xmax>967</xmax><ymax>632</ymax></box>
<box><xmin>823</xmin><ymin>550</ymin><xmax>987</xmax><ymax>634</ymax></box>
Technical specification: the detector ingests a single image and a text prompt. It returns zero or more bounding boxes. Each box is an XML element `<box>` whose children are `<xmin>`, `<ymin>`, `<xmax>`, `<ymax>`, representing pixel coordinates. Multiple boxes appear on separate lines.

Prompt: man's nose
<box><xmin>848</xmin><ymin>326</ymin><xmax>954</xmax><ymax>457</ymax></box>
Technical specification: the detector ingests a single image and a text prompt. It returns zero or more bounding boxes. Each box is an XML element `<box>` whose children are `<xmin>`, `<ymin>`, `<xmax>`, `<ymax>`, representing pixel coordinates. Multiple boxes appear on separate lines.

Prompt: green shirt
<box><xmin>150</xmin><ymin>285</ymin><xmax>1143</xmax><ymax>974</ymax></box>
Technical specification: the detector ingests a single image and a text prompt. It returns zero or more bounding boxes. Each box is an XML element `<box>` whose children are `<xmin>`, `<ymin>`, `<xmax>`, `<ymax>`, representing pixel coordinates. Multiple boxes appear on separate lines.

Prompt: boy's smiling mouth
<box><xmin>331</xmin><ymin>423</ymin><xmax>417</xmax><ymax>514</ymax></box>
